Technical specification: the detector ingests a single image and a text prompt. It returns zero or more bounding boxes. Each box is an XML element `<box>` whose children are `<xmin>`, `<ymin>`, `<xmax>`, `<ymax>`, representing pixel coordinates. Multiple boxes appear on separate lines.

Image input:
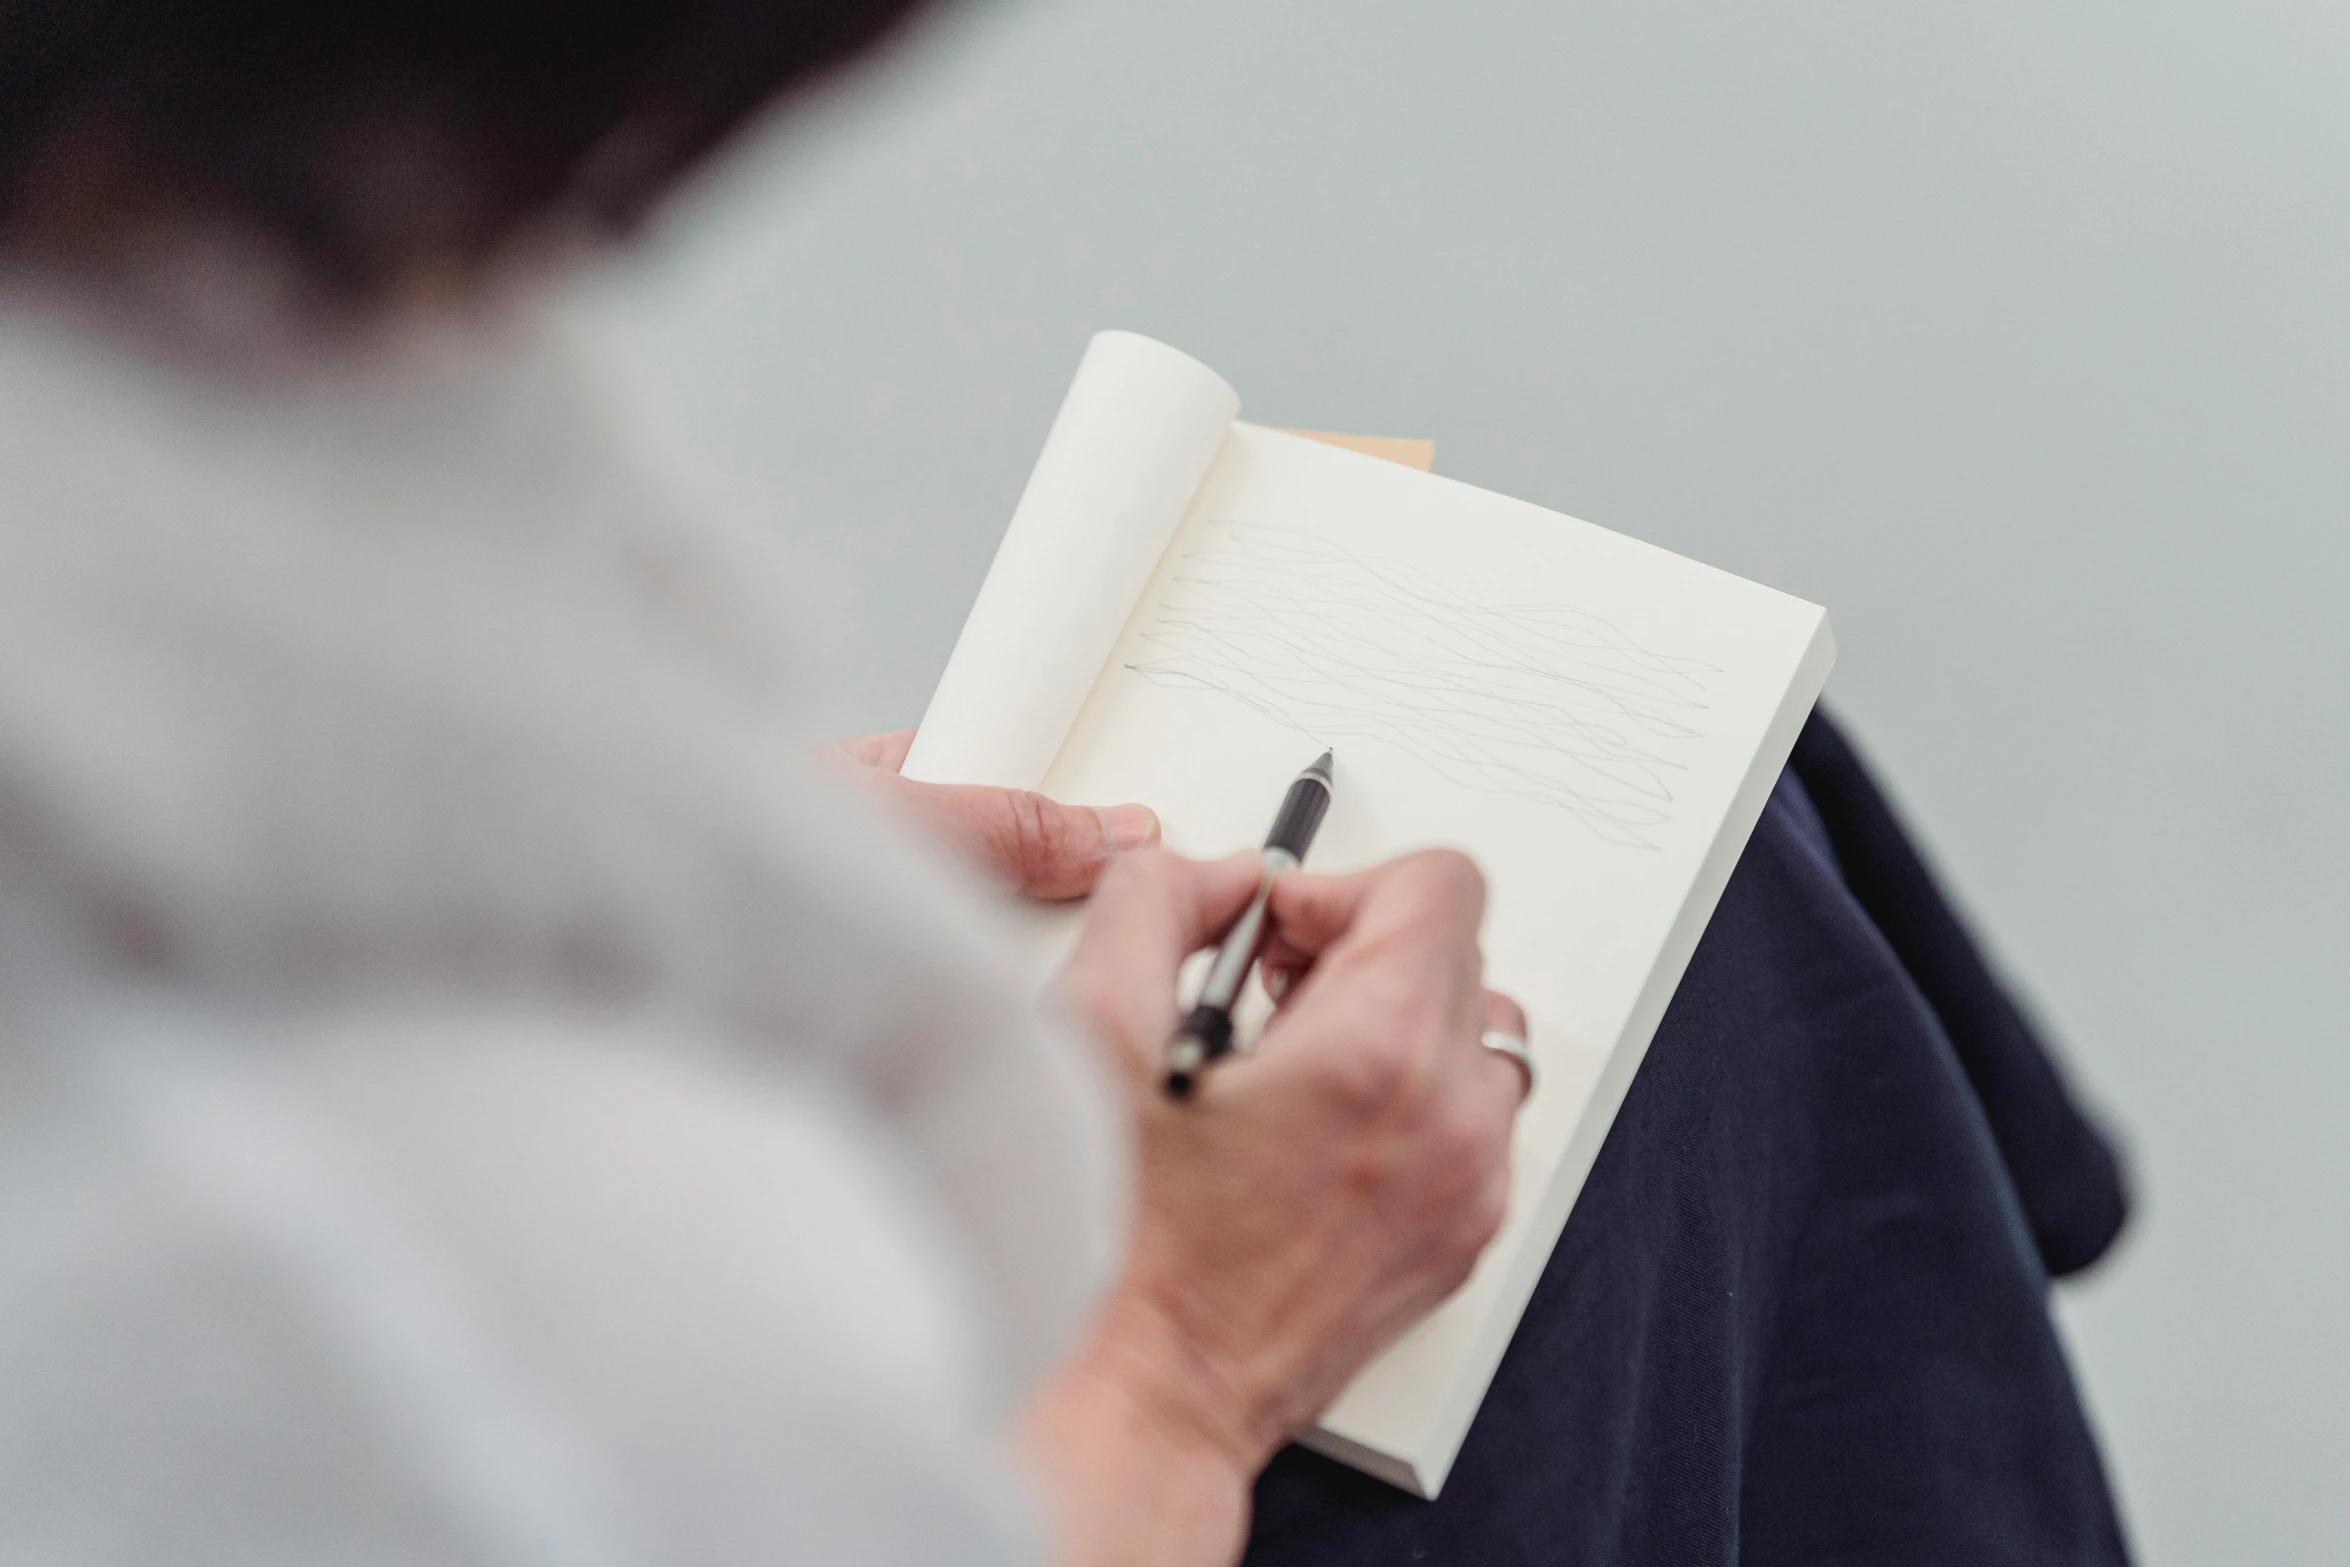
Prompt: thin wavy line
<box><xmin>1123</xmin><ymin>522</ymin><xmax>1717</xmax><ymax>849</ymax></box>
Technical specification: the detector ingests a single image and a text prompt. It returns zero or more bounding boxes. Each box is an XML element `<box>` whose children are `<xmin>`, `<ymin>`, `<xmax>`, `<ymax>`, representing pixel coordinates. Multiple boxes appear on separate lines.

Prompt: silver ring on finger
<box><xmin>1480</xmin><ymin>1030</ymin><xmax>1535</xmax><ymax>1100</ymax></box>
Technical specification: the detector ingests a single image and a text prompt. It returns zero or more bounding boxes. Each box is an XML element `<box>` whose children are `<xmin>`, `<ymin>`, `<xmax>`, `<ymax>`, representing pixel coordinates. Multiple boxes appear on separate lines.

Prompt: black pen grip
<box><xmin>1164</xmin><ymin>1004</ymin><xmax>1237</xmax><ymax>1097</ymax></box>
<box><xmin>1264</xmin><ymin>776</ymin><xmax>1331</xmax><ymax>860</ymax></box>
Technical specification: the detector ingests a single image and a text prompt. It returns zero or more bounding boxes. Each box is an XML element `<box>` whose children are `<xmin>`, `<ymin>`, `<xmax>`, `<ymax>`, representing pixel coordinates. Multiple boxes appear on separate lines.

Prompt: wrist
<box><xmin>1077</xmin><ymin>1284</ymin><xmax>1285</xmax><ymax>1475</ymax></box>
<box><xmin>1017</xmin><ymin>1286</ymin><xmax>1271</xmax><ymax>1567</ymax></box>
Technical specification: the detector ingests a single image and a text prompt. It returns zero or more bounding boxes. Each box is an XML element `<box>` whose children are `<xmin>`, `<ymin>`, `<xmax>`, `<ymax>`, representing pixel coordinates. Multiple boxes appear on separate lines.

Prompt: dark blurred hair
<box><xmin>0</xmin><ymin>0</ymin><xmax>934</xmax><ymax>300</ymax></box>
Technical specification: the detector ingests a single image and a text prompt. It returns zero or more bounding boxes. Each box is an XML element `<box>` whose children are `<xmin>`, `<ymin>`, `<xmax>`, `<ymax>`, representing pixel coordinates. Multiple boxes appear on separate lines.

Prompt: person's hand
<box><xmin>824</xmin><ymin>729</ymin><xmax>1160</xmax><ymax>900</ymax></box>
<box><xmin>1072</xmin><ymin>847</ymin><xmax>1526</xmax><ymax>1454</ymax></box>
<box><xmin>1023</xmin><ymin>848</ymin><xmax>1526</xmax><ymax>1566</ymax></box>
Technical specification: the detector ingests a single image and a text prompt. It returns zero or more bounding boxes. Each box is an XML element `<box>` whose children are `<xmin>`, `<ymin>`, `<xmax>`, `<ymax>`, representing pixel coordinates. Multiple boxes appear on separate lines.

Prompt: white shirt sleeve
<box><xmin>0</xmin><ymin>298</ymin><xmax>1119</xmax><ymax>1565</ymax></box>
<box><xmin>0</xmin><ymin>1001</ymin><xmax>1047</xmax><ymax>1567</ymax></box>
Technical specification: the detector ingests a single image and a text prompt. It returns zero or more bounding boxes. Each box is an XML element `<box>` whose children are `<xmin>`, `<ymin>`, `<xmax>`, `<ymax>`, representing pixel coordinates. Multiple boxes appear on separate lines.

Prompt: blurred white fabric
<box><xmin>0</xmin><ymin>289</ymin><xmax>1120</xmax><ymax>1564</ymax></box>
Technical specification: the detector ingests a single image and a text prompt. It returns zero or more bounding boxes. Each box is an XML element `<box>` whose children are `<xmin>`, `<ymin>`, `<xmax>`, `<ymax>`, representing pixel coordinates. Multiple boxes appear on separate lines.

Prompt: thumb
<box><xmin>881</xmin><ymin>776</ymin><xmax>1161</xmax><ymax>899</ymax></box>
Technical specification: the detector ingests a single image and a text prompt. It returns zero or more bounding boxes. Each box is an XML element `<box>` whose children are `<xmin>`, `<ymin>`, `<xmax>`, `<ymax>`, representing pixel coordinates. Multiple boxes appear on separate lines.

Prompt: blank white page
<box><xmin>1043</xmin><ymin>422</ymin><xmax>1833</xmax><ymax>1492</ymax></box>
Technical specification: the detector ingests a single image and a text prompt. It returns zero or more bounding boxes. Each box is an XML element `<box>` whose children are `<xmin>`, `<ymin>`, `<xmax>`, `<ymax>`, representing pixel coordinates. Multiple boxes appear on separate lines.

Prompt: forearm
<box><xmin>1016</xmin><ymin>1293</ymin><xmax>1268</xmax><ymax>1567</ymax></box>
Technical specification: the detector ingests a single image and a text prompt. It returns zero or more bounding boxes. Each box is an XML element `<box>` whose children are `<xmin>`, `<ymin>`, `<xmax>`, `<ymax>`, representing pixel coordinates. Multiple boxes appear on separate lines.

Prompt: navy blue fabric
<box><xmin>1241</xmin><ymin>710</ymin><xmax>2131</xmax><ymax>1566</ymax></box>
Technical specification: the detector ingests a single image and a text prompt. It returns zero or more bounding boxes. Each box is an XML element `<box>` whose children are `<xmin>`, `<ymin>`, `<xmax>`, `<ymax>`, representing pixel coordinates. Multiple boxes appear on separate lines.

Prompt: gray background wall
<box><xmin>564</xmin><ymin>2</ymin><xmax>2350</xmax><ymax>1558</ymax></box>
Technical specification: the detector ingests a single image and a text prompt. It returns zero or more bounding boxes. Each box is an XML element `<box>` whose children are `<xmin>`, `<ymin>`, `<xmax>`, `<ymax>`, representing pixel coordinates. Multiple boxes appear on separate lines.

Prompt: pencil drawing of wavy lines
<box><xmin>1124</xmin><ymin>523</ymin><xmax>1718</xmax><ymax>848</ymax></box>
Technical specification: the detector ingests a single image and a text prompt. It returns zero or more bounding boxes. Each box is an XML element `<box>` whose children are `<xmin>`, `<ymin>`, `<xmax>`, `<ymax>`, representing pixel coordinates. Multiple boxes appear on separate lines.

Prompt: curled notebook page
<box><xmin>902</xmin><ymin>332</ymin><xmax>1239</xmax><ymax>789</ymax></box>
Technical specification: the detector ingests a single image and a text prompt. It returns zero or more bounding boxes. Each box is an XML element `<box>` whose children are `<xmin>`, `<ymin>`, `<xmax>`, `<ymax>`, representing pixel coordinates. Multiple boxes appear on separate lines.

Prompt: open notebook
<box><xmin>904</xmin><ymin>332</ymin><xmax>1834</xmax><ymax>1496</ymax></box>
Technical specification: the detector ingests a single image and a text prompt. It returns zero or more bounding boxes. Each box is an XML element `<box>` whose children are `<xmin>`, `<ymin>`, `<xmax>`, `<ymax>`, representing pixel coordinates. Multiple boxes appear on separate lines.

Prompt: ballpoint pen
<box><xmin>1162</xmin><ymin>749</ymin><xmax>1334</xmax><ymax>1097</ymax></box>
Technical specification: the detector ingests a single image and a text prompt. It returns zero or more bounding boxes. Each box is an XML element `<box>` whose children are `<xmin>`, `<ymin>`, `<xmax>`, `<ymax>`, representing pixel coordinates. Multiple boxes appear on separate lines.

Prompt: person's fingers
<box><xmin>1060</xmin><ymin>850</ymin><xmax>1262</xmax><ymax>1062</ymax></box>
<box><xmin>825</xmin><ymin>729</ymin><xmax>917</xmax><ymax>771</ymax></box>
<box><xmin>1483</xmin><ymin>990</ymin><xmax>1528</xmax><ymax>1041</ymax></box>
<box><xmin>1258</xmin><ymin>865</ymin><xmax>1378</xmax><ymax>970</ymax></box>
<box><xmin>877</xmin><ymin>775</ymin><xmax>1160</xmax><ymax>899</ymax></box>
<box><xmin>1259</xmin><ymin>849</ymin><xmax>1489</xmax><ymax>980</ymax></box>
<box><xmin>823</xmin><ymin>728</ymin><xmax>1157</xmax><ymax>897</ymax></box>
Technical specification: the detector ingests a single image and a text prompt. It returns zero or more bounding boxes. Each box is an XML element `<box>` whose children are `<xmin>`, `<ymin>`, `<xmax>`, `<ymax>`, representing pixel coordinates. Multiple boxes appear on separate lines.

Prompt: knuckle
<box><xmin>1001</xmin><ymin>789</ymin><xmax>1071</xmax><ymax>875</ymax></box>
<box><xmin>1321</xmin><ymin>1029</ymin><xmax>1420</xmax><ymax>1116</ymax></box>
<box><xmin>1411</xmin><ymin>848</ymin><xmax>1488</xmax><ymax>910</ymax></box>
<box><xmin>1316</xmin><ymin>973</ymin><xmax>1452</xmax><ymax>1086</ymax></box>
<box><xmin>1364</xmin><ymin>850</ymin><xmax>1488</xmax><ymax>939</ymax></box>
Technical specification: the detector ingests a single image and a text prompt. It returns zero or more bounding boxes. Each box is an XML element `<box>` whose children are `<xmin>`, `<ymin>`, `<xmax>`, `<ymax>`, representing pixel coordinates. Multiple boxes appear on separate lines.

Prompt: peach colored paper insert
<box><xmin>1286</xmin><ymin>429</ymin><xmax>1435</xmax><ymax>472</ymax></box>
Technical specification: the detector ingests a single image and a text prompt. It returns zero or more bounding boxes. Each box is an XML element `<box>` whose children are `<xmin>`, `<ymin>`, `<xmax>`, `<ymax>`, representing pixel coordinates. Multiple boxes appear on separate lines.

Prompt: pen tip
<box><xmin>1306</xmin><ymin>749</ymin><xmax>1334</xmax><ymax>782</ymax></box>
